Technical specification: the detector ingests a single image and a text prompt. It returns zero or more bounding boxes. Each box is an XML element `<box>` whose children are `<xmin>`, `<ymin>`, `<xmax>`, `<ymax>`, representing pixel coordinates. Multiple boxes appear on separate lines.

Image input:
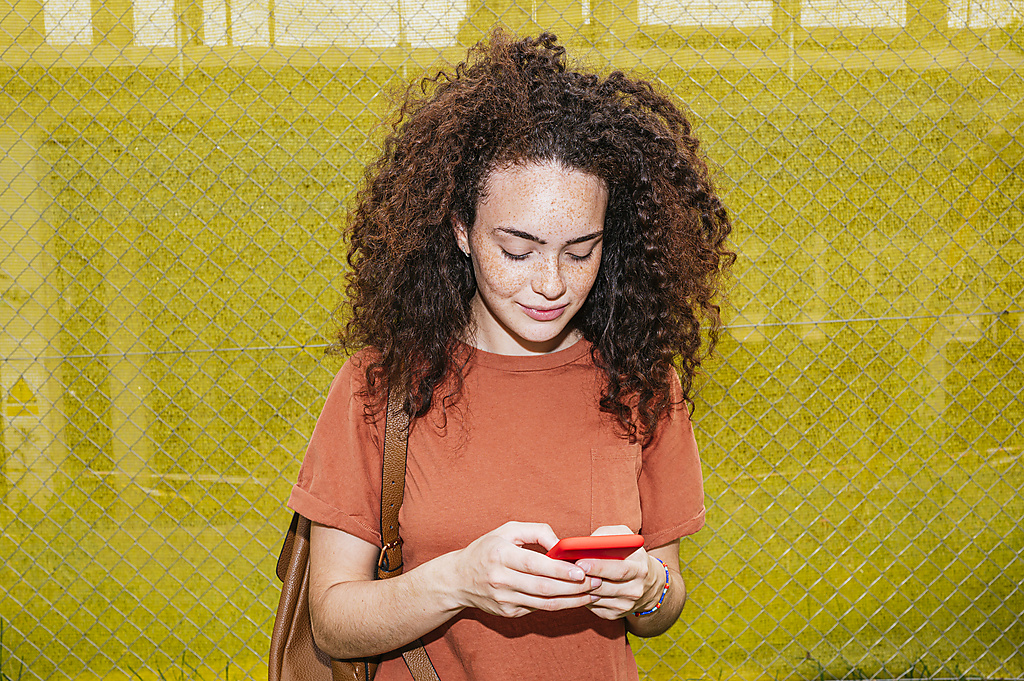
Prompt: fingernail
<box><xmin>590</xmin><ymin>577</ymin><xmax>602</xmax><ymax>589</ymax></box>
<box><xmin>570</xmin><ymin>568</ymin><xmax>585</xmax><ymax>581</ymax></box>
<box><xmin>590</xmin><ymin>594</ymin><xmax>600</xmax><ymax>602</ymax></box>
<box><xmin>577</xmin><ymin>561</ymin><xmax>592</xmax><ymax>573</ymax></box>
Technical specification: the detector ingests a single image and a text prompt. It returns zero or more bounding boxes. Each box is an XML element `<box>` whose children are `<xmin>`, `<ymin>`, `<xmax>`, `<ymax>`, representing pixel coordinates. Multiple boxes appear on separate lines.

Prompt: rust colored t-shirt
<box><xmin>288</xmin><ymin>339</ymin><xmax>705</xmax><ymax>681</ymax></box>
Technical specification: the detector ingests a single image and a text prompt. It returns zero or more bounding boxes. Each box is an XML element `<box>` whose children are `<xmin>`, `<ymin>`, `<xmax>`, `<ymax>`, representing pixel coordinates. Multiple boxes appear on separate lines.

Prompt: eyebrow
<box><xmin>496</xmin><ymin>227</ymin><xmax>604</xmax><ymax>246</ymax></box>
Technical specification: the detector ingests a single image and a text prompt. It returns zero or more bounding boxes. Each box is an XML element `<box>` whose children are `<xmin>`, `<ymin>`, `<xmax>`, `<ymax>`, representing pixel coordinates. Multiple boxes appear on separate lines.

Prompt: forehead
<box><xmin>475</xmin><ymin>162</ymin><xmax>608</xmax><ymax>239</ymax></box>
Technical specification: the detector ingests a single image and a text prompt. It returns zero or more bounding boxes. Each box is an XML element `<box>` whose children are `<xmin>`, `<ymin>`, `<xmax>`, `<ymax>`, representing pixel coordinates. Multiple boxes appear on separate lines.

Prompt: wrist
<box><xmin>424</xmin><ymin>550</ymin><xmax>469</xmax><ymax>614</ymax></box>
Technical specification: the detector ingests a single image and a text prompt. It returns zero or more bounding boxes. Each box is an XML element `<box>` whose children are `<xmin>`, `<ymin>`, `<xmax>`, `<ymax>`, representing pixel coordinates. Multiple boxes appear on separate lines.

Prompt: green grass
<box><xmin>1</xmin><ymin>23</ymin><xmax>1023</xmax><ymax>681</ymax></box>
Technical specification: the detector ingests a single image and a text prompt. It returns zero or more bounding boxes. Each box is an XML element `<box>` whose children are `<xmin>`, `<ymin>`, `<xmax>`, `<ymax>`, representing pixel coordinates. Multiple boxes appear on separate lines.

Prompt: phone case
<box><xmin>545</xmin><ymin>534</ymin><xmax>645</xmax><ymax>560</ymax></box>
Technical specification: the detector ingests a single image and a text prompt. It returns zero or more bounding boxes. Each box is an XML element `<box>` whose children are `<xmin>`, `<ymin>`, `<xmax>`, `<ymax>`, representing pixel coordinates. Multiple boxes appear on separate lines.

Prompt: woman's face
<box><xmin>455</xmin><ymin>161</ymin><xmax>607</xmax><ymax>355</ymax></box>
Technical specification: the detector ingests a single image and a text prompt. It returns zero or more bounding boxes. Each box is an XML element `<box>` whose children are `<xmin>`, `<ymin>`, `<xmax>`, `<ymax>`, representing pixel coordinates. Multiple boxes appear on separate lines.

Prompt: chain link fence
<box><xmin>1</xmin><ymin>0</ymin><xmax>1022</xmax><ymax>678</ymax></box>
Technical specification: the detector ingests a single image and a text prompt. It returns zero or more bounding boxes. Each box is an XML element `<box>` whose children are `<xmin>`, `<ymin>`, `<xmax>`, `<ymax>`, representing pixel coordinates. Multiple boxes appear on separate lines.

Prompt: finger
<box><xmin>509</xmin><ymin>548</ymin><xmax>590</xmax><ymax>583</ymax></box>
<box><xmin>591</xmin><ymin>525</ymin><xmax>633</xmax><ymax>536</ymax></box>
<box><xmin>585</xmin><ymin>578</ymin><xmax>645</xmax><ymax>601</ymax></box>
<box><xmin>585</xmin><ymin>602</ymin><xmax>630</xmax><ymax>618</ymax></box>
<box><xmin>506</xmin><ymin>572</ymin><xmax>602</xmax><ymax>599</ymax></box>
<box><xmin>575</xmin><ymin>558</ymin><xmax>643</xmax><ymax>581</ymax></box>
<box><xmin>586</xmin><ymin>597</ymin><xmax>634</xmax><ymax>620</ymax></box>
<box><xmin>487</xmin><ymin>587</ymin><xmax>597</xmax><ymax>617</ymax></box>
<box><xmin>514</xmin><ymin>592</ymin><xmax>598</xmax><ymax>612</ymax></box>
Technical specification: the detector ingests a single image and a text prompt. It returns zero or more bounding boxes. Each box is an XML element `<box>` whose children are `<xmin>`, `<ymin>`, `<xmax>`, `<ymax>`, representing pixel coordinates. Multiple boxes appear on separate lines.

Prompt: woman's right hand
<box><xmin>446</xmin><ymin>521</ymin><xmax>599</xmax><ymax>618</ymax></box>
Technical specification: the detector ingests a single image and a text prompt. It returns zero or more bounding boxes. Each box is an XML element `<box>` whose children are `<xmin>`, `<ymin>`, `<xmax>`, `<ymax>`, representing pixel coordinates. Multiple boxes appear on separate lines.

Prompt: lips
<box><xmin>520</xmin><ymin>303</ymin><xmax>568</xmax><ymax>322</ymax></box>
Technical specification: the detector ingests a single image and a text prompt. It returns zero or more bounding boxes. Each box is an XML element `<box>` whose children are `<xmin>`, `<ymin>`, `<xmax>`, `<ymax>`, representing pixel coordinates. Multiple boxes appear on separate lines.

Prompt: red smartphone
<box><xmin>545</xmin><ymin>534</ymin><xmax>645</xmax><ymax>561</ymax></box>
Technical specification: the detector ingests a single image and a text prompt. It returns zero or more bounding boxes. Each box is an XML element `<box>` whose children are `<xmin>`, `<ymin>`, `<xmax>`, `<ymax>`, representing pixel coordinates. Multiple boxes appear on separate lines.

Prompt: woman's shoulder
<box><xmin>316</xmin><ymin>347</ymin><xmax>388</xmax><ymax>439</ymax></box>
<box><xmin>329</xmin><ymin>346</ymin><xmax>382</xmax><ymax>388</ymax></box>
<box><xmin>317</xmin><ymin>348</ymin><xmax>389</xmax><ymax>420</ymax></box>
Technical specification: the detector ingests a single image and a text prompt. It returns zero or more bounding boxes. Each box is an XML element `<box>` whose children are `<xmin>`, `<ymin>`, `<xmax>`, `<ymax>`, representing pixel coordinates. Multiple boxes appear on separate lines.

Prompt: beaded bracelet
<box><xmin>633</xmin><ymin>556</ymin><xmax>670</xmax><ymax>616</ymax></box>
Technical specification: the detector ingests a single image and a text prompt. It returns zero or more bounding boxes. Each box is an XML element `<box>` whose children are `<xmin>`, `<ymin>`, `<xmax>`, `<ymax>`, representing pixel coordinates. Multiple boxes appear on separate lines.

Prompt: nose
<box><xmin>531</xmin><ymin>255</ymin><xmax>567</xmax><ymax>300</ymax></box>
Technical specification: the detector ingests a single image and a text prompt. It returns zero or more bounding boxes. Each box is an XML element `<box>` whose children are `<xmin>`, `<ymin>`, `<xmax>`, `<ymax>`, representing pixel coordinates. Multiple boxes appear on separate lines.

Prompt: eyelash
<box><xmin>500</xmin><ymin>249</ymin><xmax>594</xmax><ymax>262</ymax></box>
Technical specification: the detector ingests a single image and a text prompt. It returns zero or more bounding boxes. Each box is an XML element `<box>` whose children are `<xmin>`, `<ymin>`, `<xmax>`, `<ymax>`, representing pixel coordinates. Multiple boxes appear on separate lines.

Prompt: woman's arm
<box><xmin>573</xmin><ymin>527</ymin><xmax>686</xmax><ymax>638</ymax></box>
<box><xmin>308</xmin><ymin>521</ymin><xmax>600</xmax><ymax>659</ymax></box>
<box><xmin>622</xmin><ymin>542</ymin><xmax>685</xmax><ymax>638</ymax></box>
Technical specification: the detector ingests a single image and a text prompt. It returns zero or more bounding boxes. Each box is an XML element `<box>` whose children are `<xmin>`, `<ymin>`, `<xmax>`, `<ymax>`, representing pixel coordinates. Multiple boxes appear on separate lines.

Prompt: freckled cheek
<box><xmin>565</xmin><ymin>260</ymin><xmax>602</xmax><ymax>297</ymax></box>
<box><xmin>474</xmin><ymin>251</ymin><xmax>529</xmax><ymax>298</ymax></box>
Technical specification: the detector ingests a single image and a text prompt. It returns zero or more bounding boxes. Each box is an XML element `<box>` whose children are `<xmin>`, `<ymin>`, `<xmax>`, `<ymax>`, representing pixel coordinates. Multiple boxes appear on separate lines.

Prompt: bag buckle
<box><xmin>377</xmin><ymin>537</ymin><xmax>403</xmax><ymax>572</ymax></box>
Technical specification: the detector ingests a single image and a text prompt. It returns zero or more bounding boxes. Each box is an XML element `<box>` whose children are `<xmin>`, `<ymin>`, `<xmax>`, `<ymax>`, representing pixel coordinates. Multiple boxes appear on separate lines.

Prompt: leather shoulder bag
<box><xmin>269</xmin><ymin>387</ymin><xmax>440</xmax><ymax>681</ymax></box>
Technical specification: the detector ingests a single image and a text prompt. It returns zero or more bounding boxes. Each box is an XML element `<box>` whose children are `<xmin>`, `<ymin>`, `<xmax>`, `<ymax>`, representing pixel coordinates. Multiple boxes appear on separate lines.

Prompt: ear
<box><xmin>453</xmin><ymin>218</ymin><xmax>471</xmax><ymax>256</ymax></box>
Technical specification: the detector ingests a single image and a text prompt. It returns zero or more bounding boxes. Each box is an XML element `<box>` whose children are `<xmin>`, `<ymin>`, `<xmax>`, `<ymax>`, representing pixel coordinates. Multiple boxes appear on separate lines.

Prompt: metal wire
<box><xmin>1</xmin><ymin>2</ymin><xmax>1022</xmax><ymax>681</ymax></box>
<box><xmin>3</xmin><ymin>309</ymin><xmax>1020</xmax><ymax>362</ymax></box>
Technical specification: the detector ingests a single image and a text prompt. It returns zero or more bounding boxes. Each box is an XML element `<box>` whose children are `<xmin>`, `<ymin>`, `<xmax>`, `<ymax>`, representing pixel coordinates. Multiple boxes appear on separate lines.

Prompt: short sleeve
<box><xmin>637</xmin><ymin>370</ymin><xmax>706</xmax><ymax>549</ymax></box>
<box><xmin>287</xmin><ymin>353</ymin><xmax>386</xmax><ymax>547</ymax></box>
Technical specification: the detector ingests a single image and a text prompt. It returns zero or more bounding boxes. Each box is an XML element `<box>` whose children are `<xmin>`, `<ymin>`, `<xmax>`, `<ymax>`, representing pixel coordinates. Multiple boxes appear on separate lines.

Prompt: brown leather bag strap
<box><xmin>375</xmin><ymin>386</ymin><xmax>440</xmax><ymax>681</ymax></box>
<box><xmin>377</xmin><ymin>386</ymin><xmax>410</xmax><ymax>579</ymax></box>
<box><xmin>402</xmin><ymin>645</ymin><xmax>441</xmax><ymax>681</ymax></box>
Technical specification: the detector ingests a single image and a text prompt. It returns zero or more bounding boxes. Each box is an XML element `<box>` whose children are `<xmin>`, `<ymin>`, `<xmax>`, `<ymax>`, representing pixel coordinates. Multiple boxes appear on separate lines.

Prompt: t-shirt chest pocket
<box><xmin>590</xmin><ymin>444</ymin><xmax>642</xmax><ymax>533</ymax></box>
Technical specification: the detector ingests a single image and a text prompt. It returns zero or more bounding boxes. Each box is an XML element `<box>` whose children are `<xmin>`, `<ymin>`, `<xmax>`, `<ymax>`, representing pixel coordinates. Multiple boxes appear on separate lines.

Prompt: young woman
<box><xmin>288</xmin><ymin>30</ymin><xmax>734</xmax><ymax>680</ymax></box>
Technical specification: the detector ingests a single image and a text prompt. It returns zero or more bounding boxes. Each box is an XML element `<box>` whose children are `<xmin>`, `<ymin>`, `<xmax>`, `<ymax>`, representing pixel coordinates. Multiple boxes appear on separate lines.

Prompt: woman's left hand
<box><xmin>575</xmin><ymin>525</ymin><xmax>662</xmax><ymax>620</ymax></box>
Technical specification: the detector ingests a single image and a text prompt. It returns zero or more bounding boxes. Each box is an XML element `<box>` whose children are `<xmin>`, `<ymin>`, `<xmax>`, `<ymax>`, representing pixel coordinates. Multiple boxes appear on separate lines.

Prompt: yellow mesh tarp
<box><xmin>1</xmin><ymin>3</ymin><xmax>1022</xmax><ymax>679</ymax></box>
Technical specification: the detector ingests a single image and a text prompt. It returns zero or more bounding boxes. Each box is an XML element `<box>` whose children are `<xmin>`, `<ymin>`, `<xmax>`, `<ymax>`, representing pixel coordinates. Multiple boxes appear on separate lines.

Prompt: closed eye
<box><xmin>567</xmin><ymin>250</ymin><xmax>595</xmax><ymax>262</ymax></box>
<box><xmin>501</xmin><ymin>248</ymin><xmax>529</xmax><ymax>261</ymax></box>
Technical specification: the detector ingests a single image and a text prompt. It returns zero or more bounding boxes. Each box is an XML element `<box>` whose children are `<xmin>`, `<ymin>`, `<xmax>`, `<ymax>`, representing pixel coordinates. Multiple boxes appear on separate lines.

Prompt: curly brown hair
<box><xmin>338</xmin><ymin>29</ymin><xmax>734</xmax><ymax>442</ymax></box>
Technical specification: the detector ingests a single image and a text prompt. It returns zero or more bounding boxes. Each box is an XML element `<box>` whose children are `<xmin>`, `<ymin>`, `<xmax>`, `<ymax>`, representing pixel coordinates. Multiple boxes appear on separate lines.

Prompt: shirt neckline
<box><xmin>463</xmin><ymin>338</ymin><xmax>591</xmax><ymax>372</ymax></box>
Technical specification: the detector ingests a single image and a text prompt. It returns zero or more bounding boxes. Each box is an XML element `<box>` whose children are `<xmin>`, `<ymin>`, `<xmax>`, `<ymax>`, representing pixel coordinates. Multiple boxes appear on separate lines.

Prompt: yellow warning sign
<box><xmin>7</xmin><ymin>377</ymin><xmax>38</xmax><ymax>417</ymax></box>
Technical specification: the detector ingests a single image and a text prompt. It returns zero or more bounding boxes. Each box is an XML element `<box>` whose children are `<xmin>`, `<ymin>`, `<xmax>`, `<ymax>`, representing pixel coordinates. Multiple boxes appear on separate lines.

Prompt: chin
<box><xmin>516</xmin><ymin>324</ymin><xmax>572</xmax><ymax>345</ymax></box>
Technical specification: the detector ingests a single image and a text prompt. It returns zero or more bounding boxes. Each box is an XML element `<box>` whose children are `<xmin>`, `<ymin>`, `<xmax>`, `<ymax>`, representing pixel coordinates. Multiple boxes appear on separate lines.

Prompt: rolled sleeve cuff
<box><xmin>287</xmin><ymin>485</ymin><xmax>382</xmax><ymax>548</ymax></box>
<box><xmin>642</xmin><ymin>506</ymin><xmax>706</xmax><ymax>550</ymax></box>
